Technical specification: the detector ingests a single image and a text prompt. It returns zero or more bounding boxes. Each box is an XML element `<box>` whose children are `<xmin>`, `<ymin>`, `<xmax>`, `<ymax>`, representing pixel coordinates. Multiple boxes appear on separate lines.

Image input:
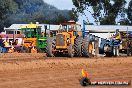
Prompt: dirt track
<box><xmin>0</xmin><ymin>53</ymin><xmax>131</xmax><ymax>88</ymax></box>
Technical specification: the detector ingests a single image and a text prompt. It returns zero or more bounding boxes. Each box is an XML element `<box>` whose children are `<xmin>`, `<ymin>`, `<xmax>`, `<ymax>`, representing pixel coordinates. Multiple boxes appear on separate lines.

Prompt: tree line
<box><xmin>0</xmin><ymin>0</ymin><xmax>78</xmax><ymax>32</ymax></box>
<box><xmin>72</xmin><ymin>0</ymin><xmax>132</xmax><ymax>25</ymax></box>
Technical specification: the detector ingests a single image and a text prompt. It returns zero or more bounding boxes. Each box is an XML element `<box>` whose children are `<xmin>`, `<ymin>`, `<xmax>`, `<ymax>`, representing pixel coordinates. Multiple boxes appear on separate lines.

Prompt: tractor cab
<box><xmin>60</xmin><ymin>24</ymin><xmax>75</xmax><ymax>32</ymax></box>
<box><xmin>58</xmin><ymin>20</ymin><xmax>82</xmax><ymax>39</ymax></box>
<box><xmin>56</xmin><ymin>21</ymin><xmax>82</xmax><ymax>46</ymax></box>
<box><xmin>21</xmin><ymin>23</ymin><xmax>41</xmax><ymax>38</ymax></box>
<box><xmin>59</xmin><ymin>20</ymin><xmax>81</xmax><ymax>32</ymax></box>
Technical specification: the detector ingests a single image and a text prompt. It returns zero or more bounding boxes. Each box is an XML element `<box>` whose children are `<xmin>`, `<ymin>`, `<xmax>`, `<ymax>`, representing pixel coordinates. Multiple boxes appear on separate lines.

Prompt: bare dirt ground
<box><xmin>0</xmin><ymin>53</ymin><xmax>131</xmax><ymax>88</ymax></box>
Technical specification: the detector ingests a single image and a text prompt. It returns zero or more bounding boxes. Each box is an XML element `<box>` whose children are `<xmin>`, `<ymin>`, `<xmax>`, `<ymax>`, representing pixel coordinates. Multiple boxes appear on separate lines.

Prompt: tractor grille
<box><xmin>56</xmin><ymin>34</ymin><xmax>65</xmax><ymax>46</ymax></box>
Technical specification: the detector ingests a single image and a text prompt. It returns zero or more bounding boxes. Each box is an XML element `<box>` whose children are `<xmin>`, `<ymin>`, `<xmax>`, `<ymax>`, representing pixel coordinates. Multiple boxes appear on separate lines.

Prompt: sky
<box><xmin>44</xmin><ymin>0</ymin><xmax>131</xmax><ymax>24</ymax></box>
<box><xmin>44</xmin><ymin>0</ymin><xmax>75</xmax><ymax>10</ymax></box>
<box><xmin>44</xmin><ymin>0</ymin><xmax>89</xmax><ymax>24</ymax></box>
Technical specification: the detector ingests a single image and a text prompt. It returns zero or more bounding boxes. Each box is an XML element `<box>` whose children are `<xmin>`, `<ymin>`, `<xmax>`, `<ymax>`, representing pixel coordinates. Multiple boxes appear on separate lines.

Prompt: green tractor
<box><xmin>20</xmin><ymin>22</ymin><xmax>49</xmax><ymax>53</ymax></box>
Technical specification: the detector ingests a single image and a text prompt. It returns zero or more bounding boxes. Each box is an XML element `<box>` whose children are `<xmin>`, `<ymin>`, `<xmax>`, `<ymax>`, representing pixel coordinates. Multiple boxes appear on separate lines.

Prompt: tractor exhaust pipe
<box><xmin>44</xmin><ymin>25</ymin><xmax>47</xmax><ymax>37</ymax></box>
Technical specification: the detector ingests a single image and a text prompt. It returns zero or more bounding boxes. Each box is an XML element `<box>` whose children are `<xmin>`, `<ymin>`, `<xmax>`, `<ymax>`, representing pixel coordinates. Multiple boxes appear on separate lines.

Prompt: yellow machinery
<box><xmin>46</xmin><ymin>20</ymin><xmax>86</xmax><ymax>57</ymax></box>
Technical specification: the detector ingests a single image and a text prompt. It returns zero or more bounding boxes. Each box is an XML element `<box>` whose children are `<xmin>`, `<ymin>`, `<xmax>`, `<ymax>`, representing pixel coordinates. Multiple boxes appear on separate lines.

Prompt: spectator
<box><xmin>3</xmin><ymin>36</ymin><xmax>10</xmax><ymax>53</ymax></box>
<box><xmin>41</xmin><ymin>32</ymin><xmax>44</xmax><ymax>37</ymax></box>
<box><xmin>4</xmin><ymin>36</ymin><xmax>10</xmax><ymax>47</ymax></box>
<box><xmin>12</xmin><ymin>39</ymin><xmax>18</xmax><ymax>45</ymax></box>
<box><xmin>13</xmin><ymin>39</ymin><xmax>21</xmax><ymax>52</ymax></box>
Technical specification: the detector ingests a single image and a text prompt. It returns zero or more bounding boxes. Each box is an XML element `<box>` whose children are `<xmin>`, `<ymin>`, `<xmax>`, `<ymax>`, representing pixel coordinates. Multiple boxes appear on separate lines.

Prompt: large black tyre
<box><xmin>68</xmin><ymin>44</ymin><xmax>74</xmax><ymax>58</ymax></box>
<box><xmin>104</xmin><ymin>44</ymin><xmax>113</xmax><ymax>57</ymax></box>
<box><xmin>46</xmin><ymin>37</ymin><xmax>56</xmax><ymax>57</ymax></box>
<box><xmin>74</xmin><ymin>37</ymin><xmax>82</xmax><ymax>57</ymax></box>
<box><xmin>82</xmin><ymin>37</ymin><xmax>90</xmax><ymax>57</ymax></box>
<box><xmin>80</xmin><ymin>77</ymin><xmax>91</xmax><ymax>86</ymax></box>
<box><xmin>105</xmin><ymin>52</ymin><xmax>111</xmax><ymax>57</ymax></box>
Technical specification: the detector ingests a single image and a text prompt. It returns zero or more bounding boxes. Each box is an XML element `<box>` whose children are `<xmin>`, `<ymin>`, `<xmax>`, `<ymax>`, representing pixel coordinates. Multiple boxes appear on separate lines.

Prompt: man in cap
<box><xmin>3</xmin><ymin>36</ymin><xmax>10</xmax><ymax>53</ymax></box>
<box><xmin>4</xmin><ymin>36</ymin><xmax>9</xmax><ymax>47</ymax></box>
<box><xmin>112</xmin><ymin>29</ymin><xmax>121</xmax><ymax>41</ymax></box>
<box><xmin>115</xmin><ymin>29</ymin><xmax>121</xmax><ymax>40</ymax></box>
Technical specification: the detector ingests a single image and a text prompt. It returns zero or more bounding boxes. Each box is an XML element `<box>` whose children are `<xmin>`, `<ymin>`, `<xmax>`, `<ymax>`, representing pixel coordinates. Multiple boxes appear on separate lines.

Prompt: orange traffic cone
<box><xmin>81</xmin><ymin>69</ymin><xmax>89</xmax><ymax>78</ymax></box>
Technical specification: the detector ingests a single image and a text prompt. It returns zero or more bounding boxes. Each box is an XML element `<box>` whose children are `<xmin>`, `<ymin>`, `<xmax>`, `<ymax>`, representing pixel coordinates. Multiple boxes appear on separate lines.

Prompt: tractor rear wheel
<box><xmin>46</xmin><ymin>37</ymin><xmax>56</xmax><ymax>57</ymax></box>
<box><xmin>68</xmin><ymin>44</ymin><xmax>74</xmax><ymax>57</ymax></box>
<box><xmin>105</xmin><ymin>52</ymin><xmax>111</xmax><ymax>57</ymax></box>
<box><xmin>82</xmin><ymin>38</ymin><xmax>90</xmax><ymax>57</ymax></box>
<box><xmin>74</xmin><ymin>37</ymin><xmax>82</xmax><ymax>57</ymax></box>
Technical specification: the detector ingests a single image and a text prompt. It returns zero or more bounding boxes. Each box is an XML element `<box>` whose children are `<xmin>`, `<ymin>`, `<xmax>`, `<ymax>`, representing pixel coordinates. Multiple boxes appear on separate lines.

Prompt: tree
<box><xmin>72</xmin><ymin>0</ymin><xmax>127</xmax><ymax>25</ymax></box>
<box><xmin>11</xmin><ymin>0</ymin><xmax>78</xmax><ymax>24</ymax></box>
<box><xmin>0</xmin><ymin>0</ymin><xmax>78</xmax><ymax>32</ymax></box>
<box><xmin>0</xmin><ymin>0</ymin><xmax>18</xmax><ymax>31</ymax></box>
<box><xmin>69</xmin><ymin>10</ymin><xmax>78</xmax><ymax>21</ymax></box>
<box><xmin>128</xmin><ymin>0</ymin><xmax>132</xmax><ymax>24</ymax></box>
<box><xmin>119</xmin><ymin>18</ymin><xmax>130</xmax><ymax>25</ymax></box>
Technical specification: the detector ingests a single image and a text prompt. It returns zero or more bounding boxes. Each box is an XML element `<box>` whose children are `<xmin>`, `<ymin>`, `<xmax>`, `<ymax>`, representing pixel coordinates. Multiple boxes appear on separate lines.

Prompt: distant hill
<box><xmin>0</xmin><ymin>0</ymin><xmax>78</xmax><ymax>31</ymax></box>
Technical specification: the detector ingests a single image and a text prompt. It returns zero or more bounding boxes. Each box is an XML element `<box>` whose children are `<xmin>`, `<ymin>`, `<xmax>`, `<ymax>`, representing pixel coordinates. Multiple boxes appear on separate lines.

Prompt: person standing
<box><xmin>111</xmin><ymin>29</ymin><xmax>121</xmax><ymax>56</ymax></box>
<box><xmin>111</xmin><ymin>29</ymin><xmax>121</xmax><ymax>42</ymax></box>
<box><xmin>3</xmin><ymin>36</ymin><xmax>10</xmax><ymax>53</ymax></box>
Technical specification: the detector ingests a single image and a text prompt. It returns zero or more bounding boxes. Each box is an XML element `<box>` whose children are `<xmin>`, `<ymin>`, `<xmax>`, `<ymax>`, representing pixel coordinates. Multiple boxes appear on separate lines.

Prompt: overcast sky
<box><xmin>44</xmin><ymin>0</ymin><xmax>131</xmax><ymax>24</ymax></box>
<box><xmin>44</xmin><ymin>0</ymin><xmax>74</xmax><ymax>10</ymax></box>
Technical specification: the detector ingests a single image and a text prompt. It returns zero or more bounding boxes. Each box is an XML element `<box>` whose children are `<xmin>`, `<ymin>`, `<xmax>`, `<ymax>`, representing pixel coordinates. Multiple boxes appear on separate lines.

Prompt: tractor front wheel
<box><xmin>68</xmin><ymin>44</ymin><xmax>74</xmax><ymax>58</ymax></box>
<box><xmin>82</xmin><ymin>37</ymin><xmax>90</xmax><ymax>57</ymax></box>
<box><xmin>74</xmin><ymin>37</ymin><xmax>82</xmax><ymax>57</ymax></box>
<box><xmin>46</xmin><ymin>37</ymin><xmax>56</xmax><ymax>57</ymax></box>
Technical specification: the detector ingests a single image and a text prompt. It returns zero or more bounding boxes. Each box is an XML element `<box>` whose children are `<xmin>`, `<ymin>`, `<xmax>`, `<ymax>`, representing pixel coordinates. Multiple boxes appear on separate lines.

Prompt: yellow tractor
<box><xmin>46</xmin><ymin>20</ymin><xmax>90</xmax><ymax>57</ymax></box>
